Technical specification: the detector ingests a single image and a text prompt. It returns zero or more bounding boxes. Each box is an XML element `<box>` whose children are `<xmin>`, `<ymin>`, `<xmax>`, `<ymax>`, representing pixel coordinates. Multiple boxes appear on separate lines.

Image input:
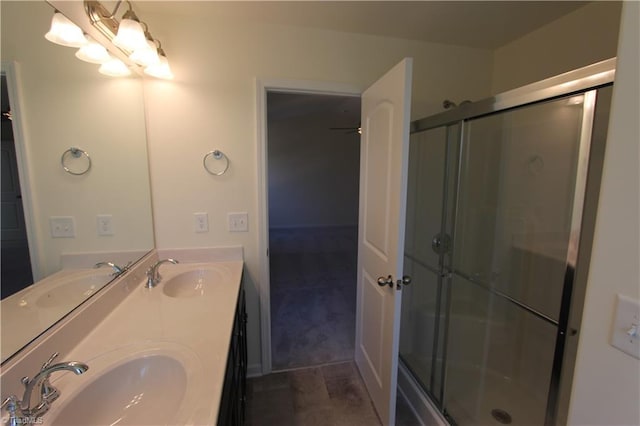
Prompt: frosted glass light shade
<box><xmin>99</xmin><ymin>57</ymin><xmax>131</xmax><ymax>77</ymax></box>
<box><xmin>129</xmin><ymin>39</ymin><xmax>160</xmax><ymax>67</ymax></box>
<box><xmin>45</xmin><ymin>12</ymin><xmax>87</xmax><ymax>48</ymax></box>
<box><xmin>75</xmin><ymin>36</ymin><xmax>110</xmax><ymax>64</ymax></box>
<box><xmin>144</xmin><ymin>55</ymin><xmax>174</xmax><ymax>80</ymax></box>
<box><xmin>113</xmin><ymin>18</ymin><xmax>147</xmax><ymax>51</ymax></box>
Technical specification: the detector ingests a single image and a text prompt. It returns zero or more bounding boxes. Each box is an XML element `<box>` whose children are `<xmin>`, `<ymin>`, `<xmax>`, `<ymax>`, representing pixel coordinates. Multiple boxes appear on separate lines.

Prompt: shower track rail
<box><xmin>404</xmin><ymin>253</ymin><xmax>442</xmax><ymax>276</ymax></box>
<box><xmin>451</xmin><ymin>268</ymin><xmax>560</xmax><ymax>327</ymax></box>
<box><xmin>404</xmin><ymin>253</ymin><xmax>561</xmax><ymax>326</ymax></box>
<box><xmin>411</xmin><ymin>59</ymin><xmax>616</xmax><ymax>133</ymax></box>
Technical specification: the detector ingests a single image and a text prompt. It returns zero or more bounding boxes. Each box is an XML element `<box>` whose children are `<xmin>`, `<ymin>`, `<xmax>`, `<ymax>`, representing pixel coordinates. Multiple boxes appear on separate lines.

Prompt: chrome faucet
<box><xmin>146</xmin><ymin>259</ymin><xmax>179</xmax><ymax>288</ymax></box>
<box><xmin>94</xmin><ymin>261</ymin><xmax>129</xmax><ymax>276</ymax></box>
<box><xmin>2</xmin><ymin>353</ymin><xmax>88</xmax><ymax>425</ymax></box>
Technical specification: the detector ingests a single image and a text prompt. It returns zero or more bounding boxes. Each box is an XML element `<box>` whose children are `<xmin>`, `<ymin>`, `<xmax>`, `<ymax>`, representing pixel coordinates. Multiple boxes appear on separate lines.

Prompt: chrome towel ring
<box><xmin>61</xmin><ymin>147</ymin><xmax>91</xmax><ymax>176</ymax></box>
<box><xmin>203</xmin><ymin>150</ymin><xmax>229</xmax><ymax>176</ymax></box>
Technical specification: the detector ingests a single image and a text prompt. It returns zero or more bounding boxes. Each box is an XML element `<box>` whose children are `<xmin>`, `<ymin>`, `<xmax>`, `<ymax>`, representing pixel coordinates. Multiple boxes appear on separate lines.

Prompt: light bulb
<box><xmin>130</xmin><ymin>39</ymin><xmax>160</xmax><ymax>67</ymax></box>
<box><xmin>45</xmin><ymin>12</ymin><xmax>87</xmax><ymax>48</ymax></box>
<box><xmin>144</xmin><ymin>54</ymin><xmax>174</xmax><ymax>80</ymax></box>
<box><xmin>113</xmin><ymin>18</ymin><xmax>147</xmax><ymax>51</ymax></box>
<box><xmin>99</xmin><ymin>57</ymin><xmax>131</xmax><ymax>77</ymax></box>
<box><xmin>75</xmin><ymin>36</ymin><xmax>110</xmax><ymax>64</ymax></box>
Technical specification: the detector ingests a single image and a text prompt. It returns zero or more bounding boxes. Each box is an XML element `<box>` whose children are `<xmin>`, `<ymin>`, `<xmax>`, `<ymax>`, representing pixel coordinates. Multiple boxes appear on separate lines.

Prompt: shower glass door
<box><xmin>444</xmin><ymin>93</ymin><xmax>594</xmax><ymax>425</ymax></box>
<box><xmin>400</xmin><ymin>123</ymin><xmax>459</xmax><ymax>406</ymax></box>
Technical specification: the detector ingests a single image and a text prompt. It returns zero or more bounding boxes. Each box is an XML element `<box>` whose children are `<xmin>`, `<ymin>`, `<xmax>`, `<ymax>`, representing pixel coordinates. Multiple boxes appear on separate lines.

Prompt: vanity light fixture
<box><xmin>75</xmin><ymin>35</ymin><xmax>111</xmax><ymax>64</ymax></box>
<box><xmin>45</xmin><ymin>11</ymin><xmax>88</xmax><ymax>48</ymax></box>
<box><xmin>85</xmin><ymin>0</ymin><xmax>174</xmax><ymax>80</ymax></box>
<box><xmin>44</xmin><ymin>2</ymin><xmax>172</xmax><ymax>79</ymax></box>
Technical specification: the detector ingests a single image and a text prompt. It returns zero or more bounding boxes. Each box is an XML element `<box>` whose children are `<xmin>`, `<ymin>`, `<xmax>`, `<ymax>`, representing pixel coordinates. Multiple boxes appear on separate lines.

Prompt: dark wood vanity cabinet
<box><xmin>217</xmin><ymin>282</ymin><xmax>247</xmax><ymax>426</ymax></box>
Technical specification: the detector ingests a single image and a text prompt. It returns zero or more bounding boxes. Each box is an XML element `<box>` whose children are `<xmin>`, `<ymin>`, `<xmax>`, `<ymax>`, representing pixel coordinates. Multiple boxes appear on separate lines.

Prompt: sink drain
<box><xmin>491</xmin><ymin>408</ymin><xmax>513</xmax><ymax>424</ymax></box>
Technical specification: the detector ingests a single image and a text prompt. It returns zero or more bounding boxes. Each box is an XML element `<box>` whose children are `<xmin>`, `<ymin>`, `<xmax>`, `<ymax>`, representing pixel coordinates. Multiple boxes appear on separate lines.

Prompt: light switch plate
<box><xmin>50</xmin><ymin>216</ymin><xmax>76</xmax><ymax>238</ymax></box>
<box><xmin>97</xmin><ymin>214</ymin><xmax>115</xmax><ymax>236</ymax></box>
<box><xmin>228</xmin><ymin>212</ymin><xmax>248</xmax><ymax>232</ymax></box>
<box><xmin>194</xmin><ymin>212</ymin><xmax>209</xmax><ymax>233</ymax></box>
<box><xmin>610</xmin><ymin>293</ymin><xmax>640</xmax><ymax>359</ymax></box>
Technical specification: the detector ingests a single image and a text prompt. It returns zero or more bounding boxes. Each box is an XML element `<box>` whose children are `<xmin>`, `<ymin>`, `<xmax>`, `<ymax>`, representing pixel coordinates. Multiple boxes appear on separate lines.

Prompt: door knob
<box><xmin>377</xmin><ymin>275</ymin><xmax>393</xmax><ymax>288</ymax></box>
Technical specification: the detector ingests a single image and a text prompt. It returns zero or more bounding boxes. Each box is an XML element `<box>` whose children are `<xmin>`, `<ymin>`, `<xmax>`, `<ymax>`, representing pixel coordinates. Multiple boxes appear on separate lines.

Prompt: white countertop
<box><xmin>42</xmin><ymin>260</ymin><xmax>244</xmax><ymax>425</ymax></box>
<box><xmin>1</xmin><ymin>268</ymin><xmax>114</xmax><ymax>363</ymax></box>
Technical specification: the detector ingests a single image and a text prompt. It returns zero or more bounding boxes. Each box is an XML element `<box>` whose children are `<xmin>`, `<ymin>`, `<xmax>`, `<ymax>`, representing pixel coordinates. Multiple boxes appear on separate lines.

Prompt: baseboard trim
<box><xmin>397</xmin><ymin>360</ymin><xmax>449</xmax><ymax>426</ymax></box>
<box><xmin>269</xmin><ymin>224</ymin><xmax>358</xmax><ymax>231</ymax></box>
<box><xmin>247</xmin><ymin>363</ymin><xmax>263</xmax><ymax>378</ymax></box>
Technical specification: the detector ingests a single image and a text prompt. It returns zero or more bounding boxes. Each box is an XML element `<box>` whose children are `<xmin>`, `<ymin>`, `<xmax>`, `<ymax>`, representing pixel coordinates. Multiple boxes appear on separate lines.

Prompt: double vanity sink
<box><xmin>1</xmin><ymin>250</ymin><xmax>245</xmax><ymax>426</ymax></box>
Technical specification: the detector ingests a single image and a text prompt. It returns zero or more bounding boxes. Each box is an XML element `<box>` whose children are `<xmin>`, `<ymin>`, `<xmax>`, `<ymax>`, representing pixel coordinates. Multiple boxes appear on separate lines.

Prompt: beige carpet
<box><xmin>270</xmin><ymin>227</ymin><xmax>357</xmax><ymax>370</ymax></box>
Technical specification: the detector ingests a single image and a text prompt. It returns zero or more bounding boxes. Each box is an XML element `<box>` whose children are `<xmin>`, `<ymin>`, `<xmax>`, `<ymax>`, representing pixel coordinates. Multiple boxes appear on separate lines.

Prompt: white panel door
<box><xmin>355</xmin><ymin>58</ymin><xmax>413</xmax><ymax>426</ymax></box>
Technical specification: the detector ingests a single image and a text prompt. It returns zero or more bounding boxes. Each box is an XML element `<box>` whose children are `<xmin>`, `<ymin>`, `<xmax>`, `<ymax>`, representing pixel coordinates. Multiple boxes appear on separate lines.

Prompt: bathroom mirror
<box><xmin>0</xmin><ymin>1</ymin><xmax>154</xmax><ymax>363</ymax></box>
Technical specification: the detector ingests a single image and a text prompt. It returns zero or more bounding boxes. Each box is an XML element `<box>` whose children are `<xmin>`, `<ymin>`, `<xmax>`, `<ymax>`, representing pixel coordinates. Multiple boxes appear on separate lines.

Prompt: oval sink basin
<box><xmin>49</xmin><ymin>355</ymin><xmax>187</xmax><ymax>425</ymax></box>
<box><xmin>162</xmin><ymin>268</ymin><xmax>224</xmax><ymax>298</ymax></box>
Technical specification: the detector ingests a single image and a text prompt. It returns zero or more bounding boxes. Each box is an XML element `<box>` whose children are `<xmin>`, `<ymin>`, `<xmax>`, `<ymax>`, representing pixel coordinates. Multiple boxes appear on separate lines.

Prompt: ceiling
<box><xmin>137</xmin><ymin>1</ymin><xmax>588</xmax><ymax>50</ymax></box>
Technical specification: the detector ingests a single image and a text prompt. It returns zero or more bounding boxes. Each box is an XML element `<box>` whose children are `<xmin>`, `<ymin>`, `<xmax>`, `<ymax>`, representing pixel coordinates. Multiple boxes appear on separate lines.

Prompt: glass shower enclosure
<box><xmin>399</xmin><ymin>59</ymin><xmax>615</xmax><ymax>426</ymax></box>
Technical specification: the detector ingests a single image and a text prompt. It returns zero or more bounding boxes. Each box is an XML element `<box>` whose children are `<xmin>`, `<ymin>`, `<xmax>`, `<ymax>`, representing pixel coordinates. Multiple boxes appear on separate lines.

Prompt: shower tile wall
<box><xmin>270</xmin><ymin>226</ymin><xmax>358</xmax><ymax>370</ymax></box>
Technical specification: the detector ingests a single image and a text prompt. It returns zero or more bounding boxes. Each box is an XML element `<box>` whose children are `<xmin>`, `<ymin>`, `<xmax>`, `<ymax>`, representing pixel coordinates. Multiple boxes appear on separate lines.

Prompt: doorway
<box><xmin>1</xmin><ymin>74</ymin><xmax>33</xmax><ymax>298</ymax></box>
<box><xmin>266</xmin><ymin>91</ymin><xmax>361</xmax><ymax>370</ymax></box>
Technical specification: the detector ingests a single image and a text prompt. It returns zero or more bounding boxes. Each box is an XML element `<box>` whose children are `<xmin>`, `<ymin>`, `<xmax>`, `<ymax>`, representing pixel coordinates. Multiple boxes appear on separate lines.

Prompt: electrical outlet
<box><xmin>610</xmin><ymin>294</ymin><xmax>640</xmax><ymax>359</ymax></box>
<box><xmin>194</xmin><ymin>212</ymin><xmax>209</xmax><ymax>233</ymax></box>
<box><xmin>50</xmin><ymin>216</ymin><xmax>76</xmax><ymax>238</ymax></box>
<box><xmin>97</xmin><ymin>214</ymin><xmax>115</xmax><ymax>236</ymax></box>
<box><xmin>228</xmin><ymin>212</ymin><xmax>248</xmax><ymax>232</ymax></box>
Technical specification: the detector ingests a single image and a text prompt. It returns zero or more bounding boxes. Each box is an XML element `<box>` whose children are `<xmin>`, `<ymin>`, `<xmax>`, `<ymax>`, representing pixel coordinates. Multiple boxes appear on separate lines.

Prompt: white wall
<box><xmin>567</xmin><ymin>2</ymin><xmax>640</xmax><ymax>425</ymax></box>
<box><xmin>1</xmin><ymin>2</ymin><xmax>154</xmax><ymax>278</ymax></box>
<box><xmin>141</xmin><ymin>11</ymin><xmax>494</xmax><ymax>371</ymax></box>
<box><xmin>267</xmin><ymin>95</ymin><xmax>360</xmax><ymax>229</ymax></box>
<box><xmin>492</xmin><ymin>1</ymin><xmax>622</xmax><ymax>93</ymax></box>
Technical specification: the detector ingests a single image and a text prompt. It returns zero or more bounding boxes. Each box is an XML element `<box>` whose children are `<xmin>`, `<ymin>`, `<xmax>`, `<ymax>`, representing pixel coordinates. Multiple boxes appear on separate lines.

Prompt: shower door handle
<box><xmin>377</xmin><ymin>275</ymin><xmax>394</xmax><ymax>288</ymax></box>
<box><xmin>431</xmin><ymin>233</ymin><xmax>452</xmax><ymax>255</ymax></box>
<box><xmin>395</xmin><ymin>275</ymin><xmax>411</xmax><ymax>290</ymax></box>
<box><xmin>377</xmin><ymin>275</ymin><xmax>411</xmax><ymax>289</ymax></box>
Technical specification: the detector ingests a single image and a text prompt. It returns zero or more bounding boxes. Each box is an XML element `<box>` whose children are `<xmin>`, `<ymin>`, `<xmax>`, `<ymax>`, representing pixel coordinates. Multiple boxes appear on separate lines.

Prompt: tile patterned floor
<box><xmin>263</xmin><ymin>228</ymin><xmax>423</xmax><ymax>425</ymax></box>
<box><xmin>246</xmin><ymin>361</ymin><xmax>422</xmax><ymax>426</ymax></box>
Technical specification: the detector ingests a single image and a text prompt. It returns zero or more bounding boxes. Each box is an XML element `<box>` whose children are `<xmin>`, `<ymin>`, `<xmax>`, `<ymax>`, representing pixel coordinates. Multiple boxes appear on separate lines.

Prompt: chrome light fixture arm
<box><xmin>85</xmin><ymin>1</ymin><xmax>151</xmax><ymax>47</ymax></box>
<box><xmin>83</xmin><ymin>1</ymin><xmax>173</xmax><ymax>79</ymax></box>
